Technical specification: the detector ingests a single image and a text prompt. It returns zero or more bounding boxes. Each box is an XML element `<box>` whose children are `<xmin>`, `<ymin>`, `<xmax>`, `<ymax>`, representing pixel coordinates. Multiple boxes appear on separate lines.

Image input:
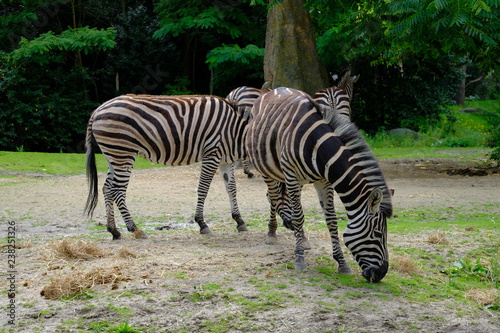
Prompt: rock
<box><xmin>459</xmin><ymin>107</ymin><xmax>481</xmax><ymax>113</ymax></box>
<box><xmin>387</xmin><ymin>128</ymin><xmax>419</xmax><ymax>139</ymax></box>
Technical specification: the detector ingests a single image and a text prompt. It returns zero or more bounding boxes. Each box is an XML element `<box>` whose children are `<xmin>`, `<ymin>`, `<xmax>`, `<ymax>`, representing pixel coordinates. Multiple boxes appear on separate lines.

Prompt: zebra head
<box><xmin>342</xmin><ymin>187</ymin><xmax>389</xmax><ymax>283</ymax></box>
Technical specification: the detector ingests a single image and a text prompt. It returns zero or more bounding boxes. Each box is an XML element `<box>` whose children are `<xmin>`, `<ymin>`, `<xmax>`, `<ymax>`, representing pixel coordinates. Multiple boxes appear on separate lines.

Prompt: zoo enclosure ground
<box><xmin>0</xmin><ymin>152</ymin><xmax>499</xmax><ymax>332</ymax></box>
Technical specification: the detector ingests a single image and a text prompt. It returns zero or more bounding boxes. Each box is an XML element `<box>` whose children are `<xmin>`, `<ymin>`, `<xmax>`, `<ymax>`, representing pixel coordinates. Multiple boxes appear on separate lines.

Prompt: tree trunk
<box><xmin>263</xmin><ymin>0</ymin><xmax>328</xmax><ymax>95</ymax></box>
<box><xmin>454</xmin><ymin>65</ymin><xmax>466</xmax><ymax>106</ymax></box>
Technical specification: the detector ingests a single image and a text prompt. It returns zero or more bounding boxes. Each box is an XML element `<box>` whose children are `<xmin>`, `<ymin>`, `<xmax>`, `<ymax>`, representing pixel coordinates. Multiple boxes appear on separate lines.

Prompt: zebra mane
<box><xmin>327</xmin><ymin>112</ymin><xmax>393</xmax><ymax>217</ymax></box>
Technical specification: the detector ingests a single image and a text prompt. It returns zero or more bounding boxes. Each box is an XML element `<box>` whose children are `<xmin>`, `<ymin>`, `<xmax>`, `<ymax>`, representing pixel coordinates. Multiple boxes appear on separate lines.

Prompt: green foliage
<box><xmin>206</xmin><ymin>44</ymin><xmax>264</xmax><ymax>69</ymax></box>
<box><xmin>88</xmin><ymin>321</ymin><xmax>144</xmax><ymax>333</ymax></box>
<box><xmin>442</xmin><ymin>257</ymin><xmax>494</xmax><ymax>283</ymax></box>
<box><xmin>351</xmin><ymin>57</ymin><xmax>462</xmax><ymax>133</ymax></box>
<box><xmin>11</xmin><ymin>27</ymin><xmax>116</xmax><ymax>65</ymax></box>
<box><xmin>102</xmin><ymin>5</ymin><xmax>180</xmax><ymax>96</ymax></box>
<box><xmin>385</xmin><ymin>0</ymin><xmax>500</xmax><ymax>69</ymax></box>
<box><xmin>154</xmin><ymin>2</ymin><xmax>246</xmax><ymax>39</ymax></box>
<box><xmin>490</xmin><ymin>147</ymin><xmax>500</xmax><ymax>166</ymax></box>
<box><xmin>206</xmin><ymin>43</ymin><xmax>264</xmax><ymax>92</ymax></box>
<box><xmin>0</xmin><ymin>2</ymin><xmax>178</xmax><ymax>152</ymax></box>
<box><xmin>164</xmin><ymin>76</ymin><xmax>194</xmax><ymax>95</ymax></box>
<box><xmin>315</xmin><ymin>0</ymin><xmax>500</xmax><ymax>70</ymax></box>
<box><xmin>0</xmin><ymin>52</ymin><xmax>98</xmax><ymax>151</ymax></box>
<box><xmin>311</xmin><ymin>0</ymin><xmax>499</xmax><ymax>134</ymax></box>
<box><xmin>154</xmin><ymin>0</ymin><xmax>267</xmax><ymax>94</ymax></box>
<box><xmin>1</xmin><ymin>0</ymin><xmax>498</xmax><ymax>152</ymax></box>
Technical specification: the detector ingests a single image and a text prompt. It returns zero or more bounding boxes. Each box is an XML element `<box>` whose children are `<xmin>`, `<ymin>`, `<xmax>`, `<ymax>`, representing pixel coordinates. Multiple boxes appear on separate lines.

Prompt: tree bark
<box><xmin>263</xmin><ymin>0</ymin><xmax>328</xmax><ymax>95</ymax></box>
<box><xmin>454</xmin><ymin>64</ymin><xmax>466</xmax><ymax>106</ymax></box>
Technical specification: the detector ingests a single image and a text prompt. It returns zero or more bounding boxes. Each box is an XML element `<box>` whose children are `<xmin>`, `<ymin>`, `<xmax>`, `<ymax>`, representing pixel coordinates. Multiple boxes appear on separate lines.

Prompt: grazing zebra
<box><xmin>246</xmin><ymin>87</ymin><xmax>393</xmax><ymax>282</ymax></box>
<box><xmin>84</xmin><ymin>94</ymin><xmax>249</xmax><ymax>240</ymax></box>
<box><xmin>226</xmin><ymin>86</ymin><xmax>270</xmax><ymax>178</ymax></box>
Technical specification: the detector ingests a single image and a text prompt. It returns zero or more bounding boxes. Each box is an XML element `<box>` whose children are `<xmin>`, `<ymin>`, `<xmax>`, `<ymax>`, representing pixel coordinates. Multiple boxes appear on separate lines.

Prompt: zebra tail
<box><xmin>84</xmin><ymin>118</ymin><xmax>98</xmax><ymax>218</ymax></box>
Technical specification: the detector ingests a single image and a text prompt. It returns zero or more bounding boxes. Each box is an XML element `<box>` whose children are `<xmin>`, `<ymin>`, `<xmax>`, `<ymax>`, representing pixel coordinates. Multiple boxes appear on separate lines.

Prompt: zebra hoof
<box><xmin>295</xmin><ymin>256</ymin><xmax>307</xmax><ymax>271</ymax></box>
<box><xmin>265</xmin><ymin>234</ymin><xmax>278</xmax><ymax>244</ymax></box>
<box><xmin>338</xmin><ymin>264</ymin><xmax>353</xmax><ymax>275</ymax></box>
<box><xmin>237</xmin><ymin>224</ymin><xmax>249</xmax><ymax>232</ymax></box>
<box><xmin>200</xmin><ymin>226</ymin><xmax>212</xmax><ymax>234</ymax></box>
<box><xmin>134</xmin><ymin>229</ymin><xmax>148</xmax><ymax>239</ymax></box>
<box><xmin>301</xmin><ymin>238</ymin><xmax>311</xmax><ymax>250</ymax></box>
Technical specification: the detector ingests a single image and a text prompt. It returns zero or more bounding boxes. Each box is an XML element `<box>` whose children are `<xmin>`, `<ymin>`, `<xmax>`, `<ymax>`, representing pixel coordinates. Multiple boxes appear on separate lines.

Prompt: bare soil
<box><xmin>1</xmin><ymin>152</ymin><xmax>499</xmax><ymax>332</ymax></box>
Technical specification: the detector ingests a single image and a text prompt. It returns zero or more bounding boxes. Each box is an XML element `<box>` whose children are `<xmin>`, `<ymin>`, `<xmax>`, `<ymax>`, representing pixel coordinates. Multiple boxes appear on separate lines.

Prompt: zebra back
<box><xmin>226</xmin><ymin>86</ymin><xmax>270</xmax><ymax>122</ymax></box>
<box><xmin>91</xmin><ymin>94</ymin><xmax>248</xmax><ymax>166</ymax></box>
<box><xmin>313</xmin><ymin>87</ymin><xmax>351</xmax><ymax>123</ymax></box>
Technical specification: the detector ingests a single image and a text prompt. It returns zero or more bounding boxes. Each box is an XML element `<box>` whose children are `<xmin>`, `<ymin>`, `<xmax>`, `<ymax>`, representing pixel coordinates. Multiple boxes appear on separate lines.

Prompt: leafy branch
<box><xmin>11</xmin><ymin>27</ymin><xmax>117</xmax><ymax>65</ymax></box>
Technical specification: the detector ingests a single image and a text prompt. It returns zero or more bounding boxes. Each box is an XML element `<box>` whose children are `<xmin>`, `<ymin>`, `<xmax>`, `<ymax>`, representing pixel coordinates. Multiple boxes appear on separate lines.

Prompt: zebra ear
<box><xmin>331</xmin><ymin>73</ymin><xmax>339</xmax><ymax>81</ymax></box>
<box><xmin>368</xmin><ymin>187</ymin><xmax>383</xmax><ymax>214</ymax></box>
<box><xmin>353</xmin><ymin>74</ymin><xmax>360</xmax><ymax>83</ymax></box>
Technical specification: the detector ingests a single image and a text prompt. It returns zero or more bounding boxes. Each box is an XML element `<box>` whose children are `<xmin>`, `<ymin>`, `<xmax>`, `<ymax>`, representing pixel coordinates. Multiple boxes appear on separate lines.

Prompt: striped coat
<box><xmin>85</xmin><ymin>94</ymin><xmax>249</xmax><ymax>239</ymax></box>
<box><xmin>246</xmin><ymin>87</ymin><xmax>392</xmax><ymax>282</ymax></box>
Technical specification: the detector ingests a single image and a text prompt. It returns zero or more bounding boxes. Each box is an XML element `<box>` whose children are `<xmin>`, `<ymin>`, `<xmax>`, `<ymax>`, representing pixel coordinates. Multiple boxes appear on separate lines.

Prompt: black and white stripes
<box><xmin>246</xmin><ymin>87</ymin><xmax>392</xmax><ymax>282</ymax></box>
<box><xmin>85</xmin><ymin>94</ymin><xmax>249</xmax><ymax>240</ymax></box>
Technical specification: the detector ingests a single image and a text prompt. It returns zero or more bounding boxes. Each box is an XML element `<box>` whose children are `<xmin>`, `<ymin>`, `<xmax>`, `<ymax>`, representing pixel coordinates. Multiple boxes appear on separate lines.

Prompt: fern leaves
<box><xmin>206</xmin><ymin>44</ymin><xmax>264</xmax><ymax>69</ymax></box>
<box><xmin>383</xmin><ymin>0</ymin><xmax>499</xmax><ymax>67</ymax></box>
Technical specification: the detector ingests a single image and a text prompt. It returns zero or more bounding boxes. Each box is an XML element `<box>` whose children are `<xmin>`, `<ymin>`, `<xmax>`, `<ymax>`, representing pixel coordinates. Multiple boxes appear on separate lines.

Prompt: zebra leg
<box><xmin>219</xmin><ymin>163</ymin><xmax>248</xmax><ymax>232</ymax></box>
<box><xmin>275</xmin><ymin>182</ymin><xmax>293</xmax><ymax>230</ymax></box>
<box><xmin>242</xmin><ymin>160</ymin><xmax>254</xmax><ymax>178</ymax></box>
<box><xmin>194</xmin><ymin>157</ymin><xmax>220</xmax><ymax>234</ymax></box>
<box><xmin>103</xmin><ymin>171</ymin><xmax>121</xmax><ymax>240</ymax></box>
<box><xmin>263</xmin><ymin>178</ymin><xmax>281</xmax><ymax>244</ymax></box>
<box><xmin>314</xmin><ymin>182</ymin><xmax>352</xmax><ymax>275</ymax></box>
<box><xmin>103</xmin><ymin>162</ymin><xmax>147</xmax><ymax>240</ymax></box>
<box><xmin>286</xmin><ymin>178</ymin><xmax>308</xmax><ymax>271</ymax></box>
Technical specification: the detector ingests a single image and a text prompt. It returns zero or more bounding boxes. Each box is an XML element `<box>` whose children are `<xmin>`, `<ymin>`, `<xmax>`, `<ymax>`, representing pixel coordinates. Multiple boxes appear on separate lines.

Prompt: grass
<box><xmin>2</xmin><ymin>147</ymin><xmax>488</xmax><ymax>177</ymax></box>
<box><xmin>0</xmin><ymin>151</ymin><xmax>169</xmax><ymax>176</ymax></box>
<box><xmin>366</xmin><ymin>99</ymin><xmax>500</xmax><ymax>150</ymax></box>
<box><xmin>370</xmin><ymin>146</ymin><xmax>491</xmax><ymax>160</ymax></box>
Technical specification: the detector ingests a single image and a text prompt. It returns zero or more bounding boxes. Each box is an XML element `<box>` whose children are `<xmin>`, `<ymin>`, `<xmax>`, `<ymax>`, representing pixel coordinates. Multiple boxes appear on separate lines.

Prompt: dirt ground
<box><xmin>1</xmin><ymin>151</ymin><xmax>499</xmax><ymax>332</ymax></box>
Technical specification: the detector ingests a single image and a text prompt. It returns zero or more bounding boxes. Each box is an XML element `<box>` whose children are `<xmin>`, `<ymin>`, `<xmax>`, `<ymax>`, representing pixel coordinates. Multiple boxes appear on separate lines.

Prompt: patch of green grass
<box><xmin>389</xmin><ymin>206</ymin><xmax>499</xmax><ymax>233</ymax></box>
<box><xmin>106</xmin><ymin>306</ymin><xmax>133</xmax><ymax>318</ymax></box>
<box><xmin>0</xmin><ymin>151</ymin><xmax>171</xmax><ymax>176</ymax></box>
<box><xmin>88</xmin><ymin>321</ymin><xmax>145</xmax><ymax>333</ymax></box>
<box><xmin>371</xmin><ymin>146</ymin><xmax>491</xmax><ymax>160</ymax></box>
<box><xmin>61</xmin><ymin>289</ymin><xmax>95</xmax><ymax>301</ymax></box>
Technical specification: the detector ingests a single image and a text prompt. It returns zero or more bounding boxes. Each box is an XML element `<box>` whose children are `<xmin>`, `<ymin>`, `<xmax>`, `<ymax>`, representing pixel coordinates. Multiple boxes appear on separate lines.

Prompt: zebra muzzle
<box><xmin>361</xmin><ymin>260</ymin><xmax>388</xmax><ymax>283</ymax></box>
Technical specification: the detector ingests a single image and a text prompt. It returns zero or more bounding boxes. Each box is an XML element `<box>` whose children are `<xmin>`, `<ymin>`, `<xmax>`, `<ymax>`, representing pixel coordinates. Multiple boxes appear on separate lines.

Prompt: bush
<box><xmin>351</xmin><ymin>57</ymin><xmax>462</xmax><ymax>135</ymax></box>
<box><xmin>0</xmin><ymin>54</ymin><xmax>97</xmax><ymax>152</ymax></box>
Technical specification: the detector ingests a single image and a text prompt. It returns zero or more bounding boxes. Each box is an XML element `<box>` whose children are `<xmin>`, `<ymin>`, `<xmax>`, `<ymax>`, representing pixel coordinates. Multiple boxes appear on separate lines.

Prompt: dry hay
<box><xmin>391</xmin><ymin>255</ymin><xmax>421</xmax><ymax>275</ymax></box>
<box><xmin>427</xmin><ymin>231</ymin><xmax>449</xmax><ymax>245</ymax></box>
<box><xmin>40</xmin><ymin>266</ymin><xmax>130</xmax><ymax>300</ymax></box>
<box><xmin>115</xmin><ymin>246</ymin><xmax>138</xmax><ymax>259</ymax></box>
<box><xmin>465</xmin><ymin>288</ymin><xmax>499</xmax><ymax>306</ymax></box>
<box><xmin>46</xmin><ymin>238</ymin><xmax>106</xmax><ymax>260</ymax></box>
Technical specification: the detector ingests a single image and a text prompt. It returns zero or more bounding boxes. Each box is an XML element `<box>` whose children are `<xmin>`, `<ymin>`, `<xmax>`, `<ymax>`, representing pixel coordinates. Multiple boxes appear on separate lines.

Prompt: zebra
<box><xmin>275</xmin><ymin>82</ymin><xmax>355</xmax><ymax>234</ymax></box>
<box><xmin>314</xmin><ymin>70</ymin><xmax>359</xmax><ymax>122</ymax></box>
<box><xmin>226</xmin><ymin>86</ymin><xmax>270</xmax><ymax>179</ymax></box>
<box><xmin>314</xmin><ymin>87</ymin><xmax>352</xmax><ymax>122</ymax></box>
<box><xmin>246</xmin><ymin>87</ymin><xmax>393</xmax><ymax>283</ymax></box>
<box><xmin>84</xmin><ymin>94</ymin><xmax>249</xmax><ymax>240</ymax></box>
<box><xmin>332</xmin><ymin>69</ymin><xmax>359</xmax><ymax>101</ymax></box>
